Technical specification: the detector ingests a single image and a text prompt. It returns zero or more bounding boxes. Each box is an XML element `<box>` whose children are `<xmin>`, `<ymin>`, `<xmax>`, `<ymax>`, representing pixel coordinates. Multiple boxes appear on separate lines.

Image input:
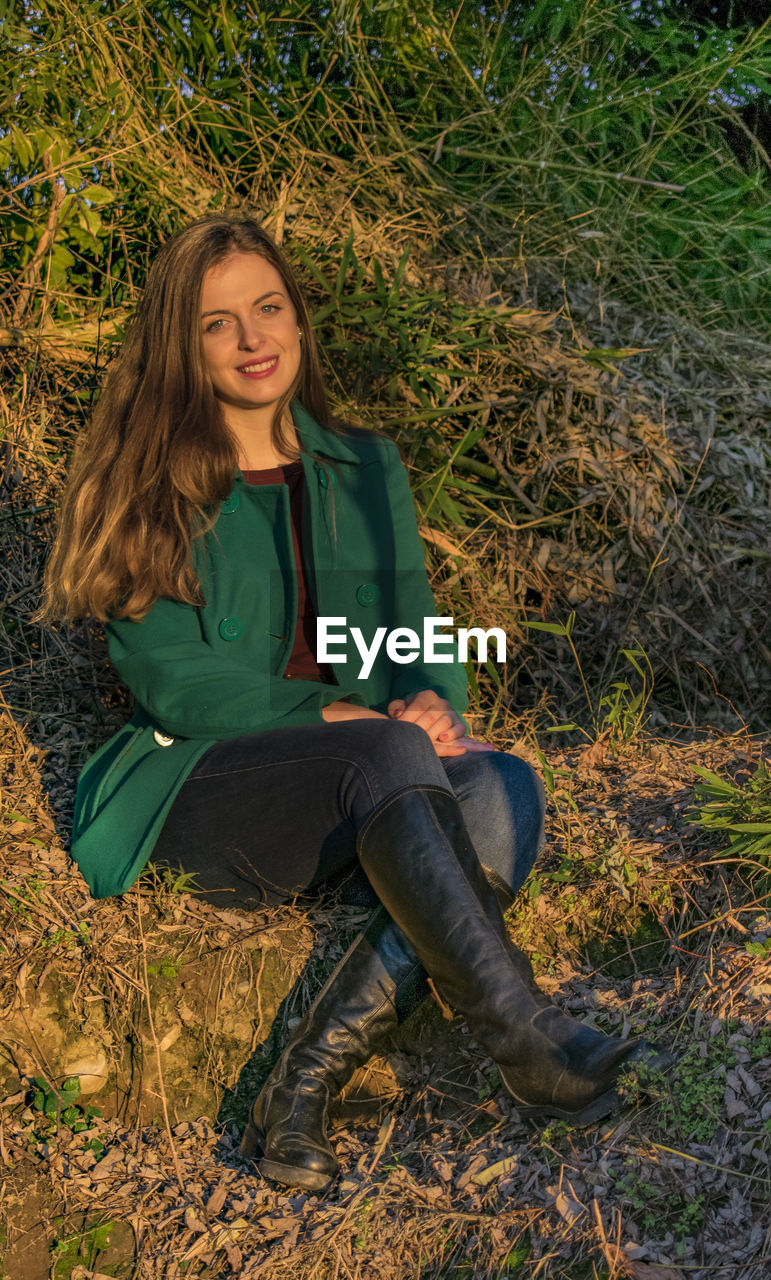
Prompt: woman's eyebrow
<box><xmin>201</xmin><ymin>290</ymin><xmax>286</xmax><ymax>318</ymax></box>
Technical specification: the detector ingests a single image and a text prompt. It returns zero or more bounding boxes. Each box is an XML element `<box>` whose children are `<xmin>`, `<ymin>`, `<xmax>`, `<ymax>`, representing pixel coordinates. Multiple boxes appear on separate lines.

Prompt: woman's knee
<box><xmin>447</xmin><ymin>750</ymin><xmax>546</xmax><ymax>896</ymax></box>
<box><xmin>345</xmin><ymin>715</ymin><xmax>439</xmax><ymax>763</ymax></box>
<box><xmin>452</xmin><ymin>749</ymin><xmax>544</xmax><ymax>823</ymax></box>
<box><xmin>495</xmin><ymin>755</ymin><xmax>545</xmax><ymax>891</ymax></box>
<box><xmin>499</xmin><ymin>753</ymin><xmax>545</xmax><ymax>839</ymax></box>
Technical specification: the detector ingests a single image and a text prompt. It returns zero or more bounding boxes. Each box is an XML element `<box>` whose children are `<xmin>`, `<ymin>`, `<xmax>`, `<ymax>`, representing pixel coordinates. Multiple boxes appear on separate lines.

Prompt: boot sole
<box><xmin>239</xmin><ymin>1118</ymin><xmax>335</xmax><ymax>1192</ymax></box>
<box><xmin>511</xmin><ymin>1085</ymin><xmax>621</xmax><ymax>1127</ymax></box>
<box><xmin>259</xmin><ymin>1157</ymin><xmax>334</xmax><ymax>1193</ymax></box>
<box><xmin>505</xmin><ymin>1045</ymin><xmax>675</xmax><ymax>1127</ymax></box>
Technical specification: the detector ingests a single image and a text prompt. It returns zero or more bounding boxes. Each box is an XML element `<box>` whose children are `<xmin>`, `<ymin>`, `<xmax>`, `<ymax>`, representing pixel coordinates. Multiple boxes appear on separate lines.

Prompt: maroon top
<box><xmin>241</xmin><ymin>461</ymin><xmax>326</xmax><ymax>681</ymax></box>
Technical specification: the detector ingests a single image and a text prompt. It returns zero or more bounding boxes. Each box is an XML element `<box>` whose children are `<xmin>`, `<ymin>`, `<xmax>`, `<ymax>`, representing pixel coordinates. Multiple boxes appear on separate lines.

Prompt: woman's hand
<box><xmin>387</xmin><ymin>690</ymin><xmax>493</xmax><ymax>758</ymax></box>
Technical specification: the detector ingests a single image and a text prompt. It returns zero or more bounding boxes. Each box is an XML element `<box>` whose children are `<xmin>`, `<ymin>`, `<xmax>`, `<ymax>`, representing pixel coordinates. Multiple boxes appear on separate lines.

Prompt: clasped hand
<box><xmin>387</xmin><ymin>690</ymin><xmax>493</xmax><ymax>757</ymax></box>
<box><xmin>322</xmin><ymin>689</ymin><xmax>491</xmax><ymax>756</ymax></box>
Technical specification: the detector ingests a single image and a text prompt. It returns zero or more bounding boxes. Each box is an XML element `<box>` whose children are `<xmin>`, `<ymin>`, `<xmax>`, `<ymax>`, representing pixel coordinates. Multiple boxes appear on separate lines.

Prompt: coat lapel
<box><xmin>293</xmin><ymin>400</ymin><xmax>364</xmax><ymax>580</ymax></box>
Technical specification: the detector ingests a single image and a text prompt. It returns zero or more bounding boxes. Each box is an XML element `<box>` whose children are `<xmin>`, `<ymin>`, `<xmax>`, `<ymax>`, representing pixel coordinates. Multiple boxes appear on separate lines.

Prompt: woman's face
<box><xmin>200</xmin><ymin>251</ymin><xmax>302</xmax><ymax>424</ymax></box>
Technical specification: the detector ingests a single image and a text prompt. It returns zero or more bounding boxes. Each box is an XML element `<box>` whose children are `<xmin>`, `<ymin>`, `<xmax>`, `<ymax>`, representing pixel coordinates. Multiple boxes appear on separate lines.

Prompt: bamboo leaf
<box><xmin>525</xmin><ymin>621</ymin><xmax>570</xmax><ymax>636</ymax></box>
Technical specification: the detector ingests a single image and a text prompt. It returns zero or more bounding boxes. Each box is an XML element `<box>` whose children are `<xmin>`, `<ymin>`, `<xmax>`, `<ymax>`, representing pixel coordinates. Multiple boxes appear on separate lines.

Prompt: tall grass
<box><xmin>1</xmin><ymin>0</ymin><xmax>770</xmax><ymax>739</ymax></box>
<box><xmin>2</xmin><ymin>1</ymin><xmax>769</xmax><ymax>329</ymax></box>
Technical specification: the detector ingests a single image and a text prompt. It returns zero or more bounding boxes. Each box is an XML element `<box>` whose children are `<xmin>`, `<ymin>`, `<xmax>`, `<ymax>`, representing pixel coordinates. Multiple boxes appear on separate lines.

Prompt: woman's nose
<box><xmin>238</xmin><ymin>318</ymin><xmax>266</xmax><ymax>348</ymax></box>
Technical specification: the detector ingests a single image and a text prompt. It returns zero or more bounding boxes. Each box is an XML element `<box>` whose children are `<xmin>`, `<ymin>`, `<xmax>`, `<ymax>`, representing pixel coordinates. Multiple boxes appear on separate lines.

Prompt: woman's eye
<box><xmin>204</xmin><ymin>318</ymin><xmax>226</xmax><ymax>333</ymax></box>
<box><xmin>260</xmin><ymin>303</ymin><xmax>279</xmax><ymax>314</ymax></box>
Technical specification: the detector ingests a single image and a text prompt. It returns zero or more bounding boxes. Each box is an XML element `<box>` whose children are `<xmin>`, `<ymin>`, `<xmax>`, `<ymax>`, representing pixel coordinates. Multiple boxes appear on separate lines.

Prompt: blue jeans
<box><xmin>151</xmin><ymin>718</ymin><xmax>545</xmax><ymax>909</ymax></box>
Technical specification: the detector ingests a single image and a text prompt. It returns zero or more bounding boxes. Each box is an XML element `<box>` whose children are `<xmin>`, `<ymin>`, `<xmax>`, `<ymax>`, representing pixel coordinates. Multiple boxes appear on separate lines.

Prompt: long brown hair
<box><xmin>41</xmin><ymin>215</ymin><xmax>335</xmax><ymax>622</ymax></box>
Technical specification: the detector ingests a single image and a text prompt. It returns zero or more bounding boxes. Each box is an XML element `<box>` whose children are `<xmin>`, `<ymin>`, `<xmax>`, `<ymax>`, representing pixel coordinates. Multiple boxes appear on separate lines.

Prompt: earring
<box><xmin>297</xmin><ymin>328</ymin><xmax>303</xmax><ymax>341</ymax></box>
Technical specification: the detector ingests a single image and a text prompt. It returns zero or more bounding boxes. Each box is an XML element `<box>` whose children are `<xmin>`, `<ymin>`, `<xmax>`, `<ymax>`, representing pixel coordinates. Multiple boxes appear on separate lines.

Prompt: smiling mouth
<box><xmin>237</xmin><ymin>356</ymin><xmax>279</xmax><ymax>378</ymax></box>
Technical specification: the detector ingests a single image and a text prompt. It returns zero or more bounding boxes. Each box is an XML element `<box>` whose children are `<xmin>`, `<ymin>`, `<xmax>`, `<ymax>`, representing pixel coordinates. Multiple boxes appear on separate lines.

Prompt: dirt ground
<box><xmin>1</xmin><ymin>707</ymin><xmax>770</xmax><ymax>1280</ymax></box>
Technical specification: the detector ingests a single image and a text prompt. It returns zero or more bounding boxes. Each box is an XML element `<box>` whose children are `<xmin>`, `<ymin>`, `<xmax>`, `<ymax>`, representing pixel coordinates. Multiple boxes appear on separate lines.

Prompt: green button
<box><xmin>218</xmin><ymin>616</ymin><xmax>243</xmax><ymax>640</ymax></box>
<box><xmin>221</xmin><ymin>492</ymin><xmax>240</xmax><ymax>513</ymax></box>
<box><xmin>316</xmin><ymin>464</ymin><xmax>336</xmax><ymax>489</ymax></box>
<box><xmin>356</xmin><ymin>583</ymin><xmax>380</xmax><ymax>607</ymax></box>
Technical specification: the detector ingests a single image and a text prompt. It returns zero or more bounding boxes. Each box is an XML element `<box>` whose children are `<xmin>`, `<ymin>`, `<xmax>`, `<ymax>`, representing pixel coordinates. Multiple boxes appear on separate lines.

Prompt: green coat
<box><xmin>71</xmin><ymin>402</ymin><xmax>468</xmax><ymax>898</ymax></box>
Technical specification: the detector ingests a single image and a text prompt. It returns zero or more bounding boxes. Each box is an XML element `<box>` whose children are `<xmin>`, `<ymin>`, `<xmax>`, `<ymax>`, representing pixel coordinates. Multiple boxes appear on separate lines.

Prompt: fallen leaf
<box><xmin>158</xmin><ymin>1023</ymin><xmax>182</xmax><ymax>1052</ymax></box>
<box><xmin>15</xmin><ymin>961</ymin><xmax>30</xmax><ymax>1004</ymax></box>
<box><xmin>629</xmin><ymin>1264</ymin><xmax>684</xmax><ymax>1280</ymax></box>
<box><xmin>602</xmin><ymin>1246</ymin><xmax>683</xmax><ymax>1280</ymax></box>
<box><xmin>472</xmin><ymin>1154</ymin><xmax>519</xmax><ymax>1187</ymax></box>
<box><xmin>554</xmin><ymin>1189</ymin><xmax>586</xmax><ymax>1226</ymax></box>
<box><xmin>456</xmin><ymin>1154</ymin><xmax>488</xmax><ymax>1189</ymax></box>
<box><xmin>419</xmin><ymin>525</ymin><xmax>471</xmax><ymax>560</ymax></box>
<box><xmin>181</xmin><ymin>1216</ymin><xmax>250</xmax><ymax>1262</ymax></box>
<box><xmin>91</xmin><ymin>1147</ymin><xmax>124</xmax><ymax>1179</ymax></box>
<box><xmin>580</xmin><ymin>730</ymin><xmax>611</xmax><ymax>770</ymax></box>
<box><xmin>224</xmin><ymin>1240</ymin><xmax>243</xmax><ymax>1270</ymax></box>
<box><xmin>184</xmin><ymin>1206</ymin><xmax>206</xmax><ymax>1233</ymax></box>
<box><xmin>725</xmin><ymin>1093</ymin><xmax>747</xmax><ymax>1120</ymax></box>
<box><xmin>206</xmin><ymin>1178</ymin><xmax>229</xmax><ymax>1215</ymax></box>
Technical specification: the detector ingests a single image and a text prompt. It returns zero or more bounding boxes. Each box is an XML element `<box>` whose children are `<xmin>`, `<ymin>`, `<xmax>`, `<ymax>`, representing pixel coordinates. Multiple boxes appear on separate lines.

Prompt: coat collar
<box><xmin>291</xmin><ymin>399</ymin><xmax>363</xmax><ymax>465</ymax></box>
<box><xmin>230</xmin><ymin>400</ymin><xmax>362</xmax><ymax>489</ymax></box>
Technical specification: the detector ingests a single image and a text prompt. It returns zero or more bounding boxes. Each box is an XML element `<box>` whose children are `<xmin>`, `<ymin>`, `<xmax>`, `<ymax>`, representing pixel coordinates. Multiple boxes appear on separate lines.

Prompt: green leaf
<box><xmin>79</xmin><ymin>184</ymin><xmax>114</xmax><ymax>206</ymax></box>
<box><xmin>295</xmin><ymin>247</ymin><xmax>334</xmax><ymax>296</ymax></box>
<box><xmin>580</xmin><ymin>346</ymin><xmax>647</xmax><ymax>366</ymax></box>
<box><xmin>334</xmin><ymin>230</ymin><xmax>356</xmax><ymax>298</ymax></box>
<box><xmin>692</xmin><ymin>767</ymin><xmax>736</xmax><ymax>790</ymax></box>
<box><xmin>620</xmin><ymin>648</ymin><xmax>647</xmax><ymax>679</ymax></box>
<box><xmin>551</xmin><ymin>861</ymin><xmax>575</xmax><ymax>882</ymax></box>
<box><xmin>202</xmin><ymin>31</ymin><xmax>219</xmax><ymax>63</ymax></box>
<box><xmin>455</xmin><ymin>424</ymin><xmax>490</xmax><ymax>457</ymax></box>
<box><xmin>527</xmin><ymin>875</ymin><xmax>543</xmax><ymax>901</ymax></box>
<box><xmin>524</xmin><ymin>621</ymin><xmax>570</xmax><ymax>636</ymax></box>
<box><xmin>50</xmin><ymin>243</ymin><xmax>75</xmax><ymax>270</ymax></box>
<box><xmin>483</xmin><ymin>657</ymin><xmax>502</xmax><ymax>688</ymax></box>
<box><xmin>11</xmin><ymin>129</ymin><xmax>34</xmax><ymax>168</ymax></box>
<box><xmin>391</xmin><ymin>246</ymin><xmax>411</xmax><ymax>295</ymax></box>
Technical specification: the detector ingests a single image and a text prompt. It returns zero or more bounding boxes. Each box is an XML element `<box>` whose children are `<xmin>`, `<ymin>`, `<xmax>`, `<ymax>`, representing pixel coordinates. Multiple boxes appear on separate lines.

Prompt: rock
<box><xmin>63</xmin><ymin>1052</ymin><xmax>109</xmax><ymax>1095</ymax></box>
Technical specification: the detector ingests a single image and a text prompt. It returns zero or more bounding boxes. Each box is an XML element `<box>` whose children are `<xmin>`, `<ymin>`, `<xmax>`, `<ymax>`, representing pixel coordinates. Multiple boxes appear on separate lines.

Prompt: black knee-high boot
<box><xmin>240</xmin><ymin>859</ymin><xmax>522</xmax><ymax>1191</ymax></box>
<box><xmin>240</xmin><ymin>907</ymin><xmax>424</xmax><ymax>1191</ymax></box>
<box><xmin>243</xmin><ymin>785</ymin><xmax>668</xmax><ymax>1190</ymax></box>
<box><xmin>356</xmin><ymin>785</ymin><xmax>670</xmax><ymax>1124</ymax></box>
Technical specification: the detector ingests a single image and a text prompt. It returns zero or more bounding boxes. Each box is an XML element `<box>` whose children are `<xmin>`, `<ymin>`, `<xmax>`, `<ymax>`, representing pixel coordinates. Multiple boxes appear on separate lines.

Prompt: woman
<box><xmin>42</xmin><ymin>215</ymin><xmax>667</xmax><ymax>1193</ymax></box>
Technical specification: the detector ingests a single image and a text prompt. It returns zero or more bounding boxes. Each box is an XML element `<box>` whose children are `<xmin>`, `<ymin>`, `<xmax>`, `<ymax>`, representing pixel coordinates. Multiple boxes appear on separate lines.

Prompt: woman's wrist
<box><xmin>321</xmin><ymin>700</ymin><xmax>387</xmax><ymax>723</ymax></box>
